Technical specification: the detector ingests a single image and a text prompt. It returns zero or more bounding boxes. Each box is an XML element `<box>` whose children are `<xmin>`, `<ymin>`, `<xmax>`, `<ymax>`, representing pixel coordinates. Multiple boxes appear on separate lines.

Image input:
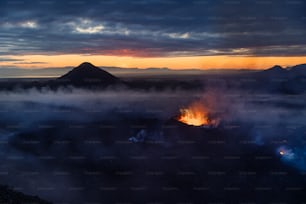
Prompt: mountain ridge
<box><xmin>1</xmin><ymin>63</ymin><xmax>306</xmax><ymax>78</ymax></box>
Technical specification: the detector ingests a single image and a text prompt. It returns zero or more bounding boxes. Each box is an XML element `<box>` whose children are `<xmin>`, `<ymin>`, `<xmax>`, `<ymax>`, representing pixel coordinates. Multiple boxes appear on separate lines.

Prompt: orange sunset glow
<box><xmin>2</xmin><ymin>55</ymin><xmax>306</xmax><ymax>70</ymax></box>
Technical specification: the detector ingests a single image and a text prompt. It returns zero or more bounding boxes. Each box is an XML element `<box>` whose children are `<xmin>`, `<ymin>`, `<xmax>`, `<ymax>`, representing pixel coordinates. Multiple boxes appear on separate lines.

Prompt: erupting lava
<box><xmin>178</xmin><ymin>101</ymin><xmax>218</xmax><ymax>127</ymax></box>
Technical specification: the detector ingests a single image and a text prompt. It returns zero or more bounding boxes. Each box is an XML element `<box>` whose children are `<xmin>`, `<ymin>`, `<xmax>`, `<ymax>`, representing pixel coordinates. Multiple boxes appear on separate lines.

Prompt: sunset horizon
<box><xmin>1</xmin><ymin>1</ymin><xmax>305</xmax><ymax>71</ymax></box>
<box><xmin>1</xmin><ymin>54</ymin><xmax>306</xmax><ymax>70</ymax></box>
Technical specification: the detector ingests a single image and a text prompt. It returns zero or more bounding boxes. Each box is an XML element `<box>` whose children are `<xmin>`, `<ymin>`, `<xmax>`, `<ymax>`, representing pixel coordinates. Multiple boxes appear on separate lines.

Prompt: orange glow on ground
<box><xmin>1</xmin><ymin>54</ymin><xmax>306</xmax><ymax>69</ymax></box>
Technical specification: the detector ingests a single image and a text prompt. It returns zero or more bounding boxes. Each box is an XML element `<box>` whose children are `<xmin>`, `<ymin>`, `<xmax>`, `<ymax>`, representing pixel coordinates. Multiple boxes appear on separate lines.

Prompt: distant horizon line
<box><xmin>2</xmin><ymin>55</ymin><xmax>306</xmax><ymax>70</ymax></box>
<box><xmin>1</xmin><ymin>62</ymin><xmax>304</xmax><ymax>71</ymax></box>
<box><xmin>0</xmin><ymin>62</ymin><xmax>306</xmax><ymax>79</ymax></box>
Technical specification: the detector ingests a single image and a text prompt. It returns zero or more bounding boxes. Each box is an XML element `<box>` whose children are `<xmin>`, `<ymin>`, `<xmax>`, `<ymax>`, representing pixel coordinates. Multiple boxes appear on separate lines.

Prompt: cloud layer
<box><xmin>0</xmin><ymin>0</ymin><xmax>306</xmax><ymax>57</ymax></box>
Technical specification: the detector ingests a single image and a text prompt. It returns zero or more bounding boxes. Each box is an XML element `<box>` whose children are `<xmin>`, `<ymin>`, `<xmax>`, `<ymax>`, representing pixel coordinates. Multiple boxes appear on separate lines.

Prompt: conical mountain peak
<box><xmin>77</xmin><ymin>62</ymin><xmax>97</xmax><ymax>69</ymax></box>
<box><xmin>58</xmin><ymin>62</ymin><xmax>119</xmax><ymax>84</ymax></box>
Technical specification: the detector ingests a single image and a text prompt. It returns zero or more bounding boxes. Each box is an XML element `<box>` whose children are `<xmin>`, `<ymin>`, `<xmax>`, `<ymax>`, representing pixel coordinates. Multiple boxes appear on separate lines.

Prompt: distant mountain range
<box><xmin>0</xmin><ymin>66</ymin><xmax>253</xmax><ymax>78</ymax></box>
<box><xmin>0</xmin><ymin>64</ymin><xmax>264</xmax><ymax>78</ymax></box>
<box><xmin>263</xmin><ymin>65</ymin><xmax>285</xmax><ymax>73</ymax></box>
<box><xmin>289</xmin><ymin>64</ymin><xmax>306</xmax><ymax>76</ymax></box>
<box><xmin>0</xmin><ymin>62</ymin><xmax>306</xmax><ymax>93</ymax></box>
<box><xmin>0</xmin><ymin>63</ymin><xmax>304</xmax><ymax>79</ymax></box>
<box><xmin>257</xmin><ymin>64</ymin><xmax>306</xmax><ymax>77</ymax></box>
<box><xmin>1</xmin><ymin>62</ymin><xmax>306</xmax><ymax>80</ymax></box>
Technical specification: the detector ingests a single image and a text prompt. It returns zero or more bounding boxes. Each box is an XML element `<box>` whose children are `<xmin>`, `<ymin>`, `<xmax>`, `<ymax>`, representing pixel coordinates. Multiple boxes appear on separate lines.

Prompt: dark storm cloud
<box><xmin>0</xmin><ymin>0</ymin><xmax>305</xmax><ymax>56</ymax></box>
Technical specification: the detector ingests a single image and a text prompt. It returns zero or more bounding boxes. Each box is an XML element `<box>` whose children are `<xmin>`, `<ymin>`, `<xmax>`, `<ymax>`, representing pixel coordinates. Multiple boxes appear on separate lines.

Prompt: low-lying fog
<box><xmin>0</xmin><ymin>87</ymin><xmax>305</xmax><ymax>203</ymax></box>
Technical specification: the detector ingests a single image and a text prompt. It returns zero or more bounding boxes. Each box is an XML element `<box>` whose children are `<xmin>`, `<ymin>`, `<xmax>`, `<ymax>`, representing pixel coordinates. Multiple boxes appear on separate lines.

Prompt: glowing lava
<box><xmin>178</xmin><ymin>101</ymin><xmax>218</xmax><ymax>127</ymax></box>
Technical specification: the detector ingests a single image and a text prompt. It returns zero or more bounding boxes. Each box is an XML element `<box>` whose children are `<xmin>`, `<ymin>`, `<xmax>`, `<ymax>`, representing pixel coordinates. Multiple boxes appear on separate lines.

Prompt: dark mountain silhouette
<box><xmin>0</xmin><ymin>185</ymin><xmax>50</xmax><ymax>203</ymax></box>
<box><xmin>260</xmin><ymin>64</ymin><xmax>306</xmax><ymax>77</ymax></box>
<box><xmin>58</xmin><ymin>62</ymin><xmax>120</xmax><ymax>85</ymax></box>
<box><xmin>253</xmin><ymin>64</ymin><xmax>306</xmax><ymax>94</ymax></box>
<box><xmin>263</xmin><ymin>65</ymin><xmax>286</xmax><ymax>74</ymax></box>
<box><xmin>1</xmin><ymin>62</ymin><xmax>306</xmax><ymax>92</ymax></box>
<box><xmin>255</xmin><ymin>65</ymin><xmax>287</xmax><ymax>80</ymax></box>
<box><xmin>289</xmin><ymin>64</ymin><xmax>306</xmax><ymax>76</ymax></box>
<box><xmin>281</xmin><ymin>64</ymin><xmax>306</xmax><ymax>94</ymax></box>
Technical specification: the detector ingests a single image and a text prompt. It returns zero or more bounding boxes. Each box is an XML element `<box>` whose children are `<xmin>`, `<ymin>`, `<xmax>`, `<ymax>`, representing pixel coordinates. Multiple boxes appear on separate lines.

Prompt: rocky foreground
<box><xmin>0</xmin><ymin>185</ymin><xmax>51</xmax><ymax>204</ymax></box>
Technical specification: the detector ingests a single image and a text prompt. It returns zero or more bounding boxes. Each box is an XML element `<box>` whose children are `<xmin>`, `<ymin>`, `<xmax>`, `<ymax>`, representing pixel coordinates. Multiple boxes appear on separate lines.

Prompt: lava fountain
<box><xmin>177</xmin><ymin>101</ymin><xmax>219</xmax><ymax>127</ymax></box>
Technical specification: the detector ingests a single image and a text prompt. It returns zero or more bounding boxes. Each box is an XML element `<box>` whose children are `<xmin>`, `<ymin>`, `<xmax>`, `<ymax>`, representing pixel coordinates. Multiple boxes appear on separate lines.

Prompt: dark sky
<box><xmin>0</xmin><ymin>0</ymin><xmax>306</xmax><ymax>68</ymax></box>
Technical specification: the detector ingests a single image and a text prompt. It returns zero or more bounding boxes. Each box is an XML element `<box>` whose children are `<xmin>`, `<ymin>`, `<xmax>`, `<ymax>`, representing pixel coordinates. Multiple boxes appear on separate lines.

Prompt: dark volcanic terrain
<box><xmin>0</xmin><ymin>63</ymin><xmax>305</xmax><ymax>203</ymax></box>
